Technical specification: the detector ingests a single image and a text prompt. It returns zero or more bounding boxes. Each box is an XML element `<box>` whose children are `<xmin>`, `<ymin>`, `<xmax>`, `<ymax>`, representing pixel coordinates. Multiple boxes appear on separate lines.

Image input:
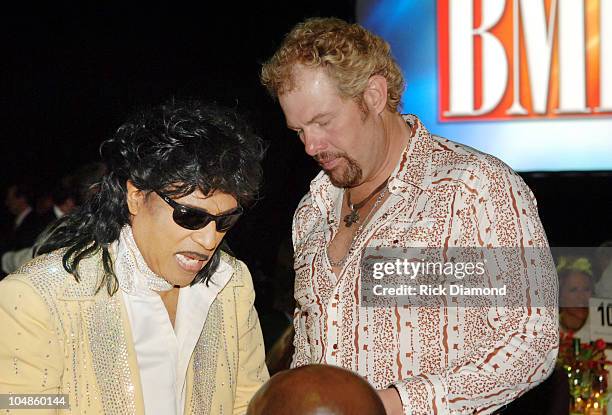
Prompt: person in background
<box><xmin>556</xmin><ymin>256</ymin><xmax>612</xmax><ymax>397</ymax></box>
<box><xmin>558</xmin><ymin>256</ymin><xmax>595</xmax><ymax>337</ymax></box>
<box><xmin>594</xmin><ymin>241</ymin><xmax>612</xmax><ymax>299</ymax></box>
<box><xmin>0</xmin><ymin>100</ymin><xmax>269</xmax><ymax>414</ymax></box>
<box><xmin>3</xmin><ymin>180</ymin><xmax>54</xmax><ymax>251</ymax></box>
<box><xmin>1</xmin><ymin>162</ymin><xmax>108</xmax><ymax>275</ymax></box>
<box><xmin>34</xmin><ymin>185</ymin><xmax>55</xmax><ymax>217</ymax></box>
<box><xmin>0</xmin><ymin>180</ymin><xmax>56</xmax><ymax>280</ymax></box>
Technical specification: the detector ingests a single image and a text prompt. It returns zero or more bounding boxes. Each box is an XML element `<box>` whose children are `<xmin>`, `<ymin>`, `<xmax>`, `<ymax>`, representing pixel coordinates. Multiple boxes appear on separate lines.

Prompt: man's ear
<box><xmin>125</xmin><ymin>180</ymin><xmax>144</xmax><ymax>216</ymax></box>
<box><xmin>362</xmin><ymin>75</ymin><xmax>388</xmax><ymax>115</ymax></box>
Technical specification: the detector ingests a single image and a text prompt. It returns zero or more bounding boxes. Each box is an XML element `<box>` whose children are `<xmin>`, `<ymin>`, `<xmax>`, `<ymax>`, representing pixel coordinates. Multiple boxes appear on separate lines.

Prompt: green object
<box><xmin>574</xmin><ymin>338</ymin><xmax>581</xmax><ymax>356</ymax></box>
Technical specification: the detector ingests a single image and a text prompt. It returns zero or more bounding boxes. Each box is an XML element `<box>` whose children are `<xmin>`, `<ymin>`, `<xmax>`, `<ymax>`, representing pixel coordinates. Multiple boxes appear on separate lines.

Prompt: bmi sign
<box><xmin>437</xmin><ymin>0</ymin><xmax>612</xmax><ymax>121</ymax></box>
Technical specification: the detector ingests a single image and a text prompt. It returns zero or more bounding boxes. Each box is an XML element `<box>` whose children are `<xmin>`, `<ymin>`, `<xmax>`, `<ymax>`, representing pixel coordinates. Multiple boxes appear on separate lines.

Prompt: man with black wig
<box><xmin>0</xmin><ymin>100</ymin><xmax>269</xmax><ymax>414</ymax></box>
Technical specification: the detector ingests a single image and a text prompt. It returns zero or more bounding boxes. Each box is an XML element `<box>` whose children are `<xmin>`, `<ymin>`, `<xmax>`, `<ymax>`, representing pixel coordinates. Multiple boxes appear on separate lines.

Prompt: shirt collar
<box><xmin>112</xmin><ymin>225</ymin><xmax>235</xmax><ymax>298</ymax></box>
<box><xmin>308</xmin><ymin>114</ymin><xmax>434</xmax><ymax>215</ymax></box>
<box><xmin>14</xmin><ymin>206</ymin><xmax>32</xmax><ymax>228</ymax></box>
<box><xmin>53</xmin><ymin>205</ymin><xmax>65</xmax><ymax>219</ymax></box>
<box><xmin>388</xmin><ymin>114</ymin><xmax>434</xmax><ymax>194</ymax></box>
<box><xmin>113</xmin><ymin>225</ymin><xmax>174</xmax><ymax>296</ymax></box>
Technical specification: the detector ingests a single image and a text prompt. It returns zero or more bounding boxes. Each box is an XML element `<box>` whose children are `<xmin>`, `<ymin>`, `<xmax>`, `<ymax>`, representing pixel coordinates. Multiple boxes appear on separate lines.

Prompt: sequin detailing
<box><xmin>5</xmin><ymin>247</ymin><xmax>265</xmax><ymax>415</ymax></box>
<box><xmin>16</xmin><ymin>251</ymin><xmax>69</xmax><ymax>333</ymax></box>
<box><xmin>84</xmin><ymin>293</ymin><xmax>136</xmax><ymax>414</ymax></box>
<box><xmin>114</xmin><ymin>225</ymin><xmax>173</xmax><ymax>294</ymax></box>
<box><xmin>191</xmin><ymin>298</ymin><xmax>222</xmax><ymax>415</ymax></box>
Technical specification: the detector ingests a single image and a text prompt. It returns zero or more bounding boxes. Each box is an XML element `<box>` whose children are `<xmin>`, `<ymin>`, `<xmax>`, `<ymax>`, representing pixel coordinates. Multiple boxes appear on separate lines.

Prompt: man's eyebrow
<box><xmin>287</xmin><ymin>112</ymin><xmax>332</xmax><ymax>130</ymax></box>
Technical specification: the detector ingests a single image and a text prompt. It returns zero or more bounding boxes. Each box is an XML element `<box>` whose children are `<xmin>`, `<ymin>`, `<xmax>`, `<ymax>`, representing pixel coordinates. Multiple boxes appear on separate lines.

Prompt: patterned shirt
<box><xmin>290</xmin><ymin>115</ymin><xmax>558</xmax><ymax>414</ymax></box>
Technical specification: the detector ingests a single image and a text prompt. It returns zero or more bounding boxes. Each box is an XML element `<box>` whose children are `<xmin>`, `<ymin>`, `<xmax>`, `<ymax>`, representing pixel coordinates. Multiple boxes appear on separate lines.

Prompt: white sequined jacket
<box><xmin>0</xmin><ymin>249</ymin><xmax>269</xmax><ymax>414</ymax></box>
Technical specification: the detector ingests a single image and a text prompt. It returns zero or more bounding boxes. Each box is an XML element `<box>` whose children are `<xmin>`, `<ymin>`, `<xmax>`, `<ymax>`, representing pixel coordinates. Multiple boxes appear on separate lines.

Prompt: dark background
<box><xmin>1</xmin><ymin>2</ymin><xmax>610</xmax><ymax>281</ymax></box>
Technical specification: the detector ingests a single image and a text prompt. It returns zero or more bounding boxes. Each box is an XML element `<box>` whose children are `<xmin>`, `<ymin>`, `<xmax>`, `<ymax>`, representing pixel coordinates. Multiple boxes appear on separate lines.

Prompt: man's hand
<box><xmin>377</xmin><ymin>387</ymin><xmax>403</xmax><ymax>415</ymax></box>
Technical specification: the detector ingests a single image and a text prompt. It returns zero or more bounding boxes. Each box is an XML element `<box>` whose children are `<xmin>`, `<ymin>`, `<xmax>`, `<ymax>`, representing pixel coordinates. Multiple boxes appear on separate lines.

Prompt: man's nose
<box><xmin>190</xmin><ymin>222</ymin><xmax>219</xmax><ymax>251</ymax></box>
<box><xmin>303</xmin><ymin>129</ymin><xmax>325</xmax><ymax>157</ymax></box>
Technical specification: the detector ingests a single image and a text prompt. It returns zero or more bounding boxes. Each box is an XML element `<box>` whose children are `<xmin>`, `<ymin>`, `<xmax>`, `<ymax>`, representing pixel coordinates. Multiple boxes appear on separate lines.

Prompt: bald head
<box><xmin>247</xmin><ymin>364</ymin><xmax>386</xmax><ymax>415</ymax></box>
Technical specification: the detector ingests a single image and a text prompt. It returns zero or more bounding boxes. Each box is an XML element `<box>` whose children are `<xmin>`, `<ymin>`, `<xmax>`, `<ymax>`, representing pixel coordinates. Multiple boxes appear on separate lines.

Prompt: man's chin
<box><xmin>327</xmin><ymin>171</ymin><xmax>356</xmax><ymax>188</ymax></box>
<box><xmin>319</xmin><ymin>157</ymin><xmax>361</xmax><ymax>187</ymax></box>
<box><xmin>324</xmin><ymin>167</ymin><xmax>343</xmax><ymax>185</ymax></box>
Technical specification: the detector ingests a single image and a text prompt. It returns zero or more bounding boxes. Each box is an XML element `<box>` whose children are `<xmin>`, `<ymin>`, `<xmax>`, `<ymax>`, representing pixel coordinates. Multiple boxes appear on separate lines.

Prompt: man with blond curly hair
<box><xmin>261</xmin><ymin>18</ymin><xmax>558</xmax><ymax>415</ymax></box>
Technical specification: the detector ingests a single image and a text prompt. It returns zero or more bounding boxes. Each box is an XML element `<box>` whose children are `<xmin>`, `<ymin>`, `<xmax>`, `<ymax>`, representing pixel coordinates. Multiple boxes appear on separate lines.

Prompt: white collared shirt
<box><xmin>53</xmin><ymin>205</ymin><xmax>65</xmax><ymax>219</ymax></box>
<box><xmin>113</xmin><ymin>226</ymin><xmax>233</xmax><ymax>415</ymax></box>
<box><xmin>14</xmin><ymin>206</ymin><xmax>32</xmax><ymax>229</ymax></box>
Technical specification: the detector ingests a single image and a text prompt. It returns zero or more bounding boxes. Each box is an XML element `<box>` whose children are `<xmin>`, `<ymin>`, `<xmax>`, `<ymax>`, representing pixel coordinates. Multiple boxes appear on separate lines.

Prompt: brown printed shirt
<box><xmin>290</xmin><ymin>115</ymin><xmax>559</xmax><ymax>414</ymax></box>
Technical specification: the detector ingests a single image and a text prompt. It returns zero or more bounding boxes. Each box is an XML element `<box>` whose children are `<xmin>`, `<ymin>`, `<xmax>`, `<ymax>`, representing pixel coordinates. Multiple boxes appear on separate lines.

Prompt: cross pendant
<box><xmin>343</xmin><ymin>209</ymin><xmax>360</xmax><ymax>227</ymax></box>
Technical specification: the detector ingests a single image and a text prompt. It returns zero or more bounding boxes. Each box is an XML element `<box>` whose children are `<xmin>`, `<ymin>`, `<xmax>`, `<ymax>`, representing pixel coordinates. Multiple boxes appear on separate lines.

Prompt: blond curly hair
<box><xmin>261</xmin><ymin>17</ymin><xmax>405</xmax><ymax>113</ymax></box>
<box><xmin>556</xmin><ymin>256</ymin><xmax>593</xmax><ymax>278</ymax></box>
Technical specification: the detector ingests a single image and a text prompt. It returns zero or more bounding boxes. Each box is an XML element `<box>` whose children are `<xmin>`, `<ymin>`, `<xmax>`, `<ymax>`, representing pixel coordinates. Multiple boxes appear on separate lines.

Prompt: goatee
<box><xmin>315</xmin><ymin>152</ymin><xmax>362</xmax><ymax>187</ymax></box>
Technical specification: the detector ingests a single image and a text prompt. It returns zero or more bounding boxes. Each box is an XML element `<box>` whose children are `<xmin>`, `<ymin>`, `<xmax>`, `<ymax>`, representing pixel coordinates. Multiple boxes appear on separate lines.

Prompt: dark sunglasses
<box><xmin>155</xmin><ymin>191</ymin><xmax>243</xmax><ymax>232</ymax></box>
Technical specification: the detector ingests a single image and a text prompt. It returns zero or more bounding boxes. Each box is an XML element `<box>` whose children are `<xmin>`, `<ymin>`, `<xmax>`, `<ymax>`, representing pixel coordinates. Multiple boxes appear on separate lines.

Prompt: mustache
<box><xmin>314</xmin><ymin>152</ymin><xmax>346</xmax><ymax>164</ymax></box>
<box><xmin>176</xmin><ymin>251</ymin><xmax>210</xmax><ymax>261</ymax></box>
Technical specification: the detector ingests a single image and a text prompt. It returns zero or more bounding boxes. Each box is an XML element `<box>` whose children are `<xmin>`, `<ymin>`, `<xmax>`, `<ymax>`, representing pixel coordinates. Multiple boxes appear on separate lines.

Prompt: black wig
<box><xmin>38</xmin><ymin>99</ymin><xmax>265</xmax><ymax>295</ymax></box>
